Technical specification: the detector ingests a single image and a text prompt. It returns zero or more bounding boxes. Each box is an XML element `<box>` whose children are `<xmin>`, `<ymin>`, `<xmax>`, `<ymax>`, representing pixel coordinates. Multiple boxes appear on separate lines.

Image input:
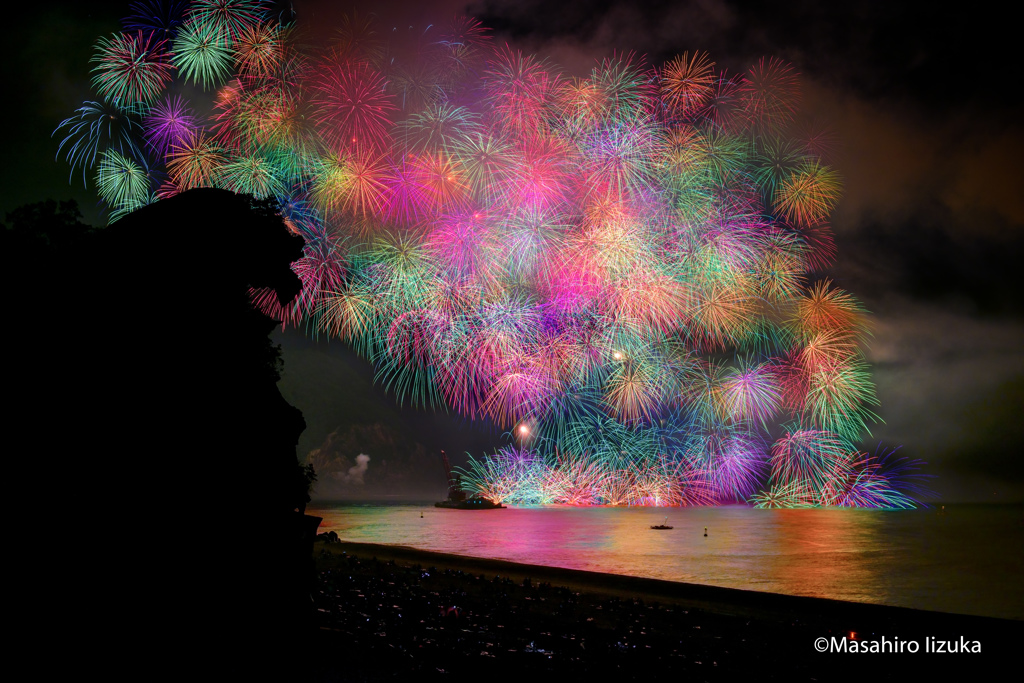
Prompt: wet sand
<box><xmin>308</xmin><ymin>540</ymin><xmax>1019</xmax><ymax>681</ymax></box>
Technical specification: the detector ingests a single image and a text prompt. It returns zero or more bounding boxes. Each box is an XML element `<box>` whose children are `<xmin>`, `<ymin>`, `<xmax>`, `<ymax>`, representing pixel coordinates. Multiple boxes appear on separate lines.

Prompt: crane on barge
<box><xmin>434</xmin><ymin>450</ymin><xmax>504</xmax><ymax>509</ymax></box>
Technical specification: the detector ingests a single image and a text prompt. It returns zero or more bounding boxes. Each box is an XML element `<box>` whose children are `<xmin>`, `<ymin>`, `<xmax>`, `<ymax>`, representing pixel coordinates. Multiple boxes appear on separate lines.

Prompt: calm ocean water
<box><xmin>307</xmin><ymin>502</ymin><xmax>1023</xmax><ymax>620</ymax></box>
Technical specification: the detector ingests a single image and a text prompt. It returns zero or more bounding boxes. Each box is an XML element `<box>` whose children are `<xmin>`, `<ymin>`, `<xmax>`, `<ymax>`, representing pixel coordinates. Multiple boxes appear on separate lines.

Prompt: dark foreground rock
<box><xmin>8</xmin><ymin>190</ymin><xmax>315</xmax><ymax>678</ymax></box>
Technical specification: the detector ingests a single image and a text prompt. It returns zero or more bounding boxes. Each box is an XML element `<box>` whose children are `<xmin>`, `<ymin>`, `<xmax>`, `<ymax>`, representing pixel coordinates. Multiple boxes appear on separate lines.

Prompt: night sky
<box><xmin>5</xmin><ymin>0</ymin><xmax>1022</xmax><ymax>501</ymax></box>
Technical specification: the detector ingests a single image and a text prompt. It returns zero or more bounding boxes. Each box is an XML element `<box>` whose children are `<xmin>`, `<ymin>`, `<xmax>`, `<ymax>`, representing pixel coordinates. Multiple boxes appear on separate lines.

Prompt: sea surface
<box><xmin>307</xmin><ymin>501</ymin><xmax>1023</xmax><ymax>620</ymax></box>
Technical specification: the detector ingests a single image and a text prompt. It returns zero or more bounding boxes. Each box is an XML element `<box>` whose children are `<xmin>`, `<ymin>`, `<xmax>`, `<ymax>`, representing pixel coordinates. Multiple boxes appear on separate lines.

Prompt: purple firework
<box><xmin>144</xmin><ymin>95</ymin><xmax>200</xmax><ymax>157</ymax></box>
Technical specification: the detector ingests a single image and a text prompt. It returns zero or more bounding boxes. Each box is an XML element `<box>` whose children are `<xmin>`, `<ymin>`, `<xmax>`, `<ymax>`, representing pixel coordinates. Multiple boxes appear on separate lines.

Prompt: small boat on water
<box><xmin>650</xmin><ymin>516</ymin><xmax>673</xmax><ymax>530</ymax></box>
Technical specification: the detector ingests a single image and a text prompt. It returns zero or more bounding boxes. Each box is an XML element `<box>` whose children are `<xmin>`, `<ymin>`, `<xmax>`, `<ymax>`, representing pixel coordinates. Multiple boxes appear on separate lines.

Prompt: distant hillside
<box><xmin>273</xmin><ymin>328</ymin><xmax>504</xmax><ymax>498</ymax></box>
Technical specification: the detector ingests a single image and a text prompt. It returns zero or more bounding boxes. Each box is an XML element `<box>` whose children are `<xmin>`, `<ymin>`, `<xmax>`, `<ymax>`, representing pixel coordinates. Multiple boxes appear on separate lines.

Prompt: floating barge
<box><xmin>434</xmin><ymin>450</ymin><xmax>505</xmax><ymax>510</ymax></box>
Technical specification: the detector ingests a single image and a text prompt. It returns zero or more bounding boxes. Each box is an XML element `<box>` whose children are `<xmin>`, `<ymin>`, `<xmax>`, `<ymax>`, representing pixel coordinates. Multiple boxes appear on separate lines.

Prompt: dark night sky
<box><xmin>5</xmin><ymin>1</ymin><xmax>1022</xmax><ymax>501</ymax></box>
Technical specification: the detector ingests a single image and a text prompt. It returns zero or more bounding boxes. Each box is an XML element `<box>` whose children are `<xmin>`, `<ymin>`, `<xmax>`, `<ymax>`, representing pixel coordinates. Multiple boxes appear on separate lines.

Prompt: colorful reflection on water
<box><xmin>307</xmin><ymin>502</ymin><xmax>1023</xmax><ymax>620</ymax></box>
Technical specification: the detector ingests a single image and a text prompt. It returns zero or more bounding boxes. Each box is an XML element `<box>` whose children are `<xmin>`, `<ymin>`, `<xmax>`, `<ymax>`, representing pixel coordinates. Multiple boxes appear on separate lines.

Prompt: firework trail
<box><xmin>55</xmin><ymin>2</ymin><xmax>924</xmax><ymax>508</ymax></box>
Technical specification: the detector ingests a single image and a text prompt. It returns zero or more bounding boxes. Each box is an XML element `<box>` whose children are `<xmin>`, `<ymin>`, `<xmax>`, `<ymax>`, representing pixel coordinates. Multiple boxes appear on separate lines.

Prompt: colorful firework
<box><xmin>188</xmin><ymin>0</ymin><xmax>268</xmax><ymax>43</ymax></box>
<box><xmin>167</xmin><ymin>130</ymin><xmax>225</xmax><ymax>190</ymax></box>
<box><xmin>740</xmin><ymin>57</ymin><xmax>801</xmax><ymax>133</ymax></box>
<box><xmin>774</xmin><ymin>159</ymin><xmax>842</xmax><ymax>227</ymax></box>
<box><xmin>311</xmin><ymin>58</ymin><xmax>396</xmax><ymax>153</ymax></box>
<box><xmin>233</xmin><ymin>22</ymin><xmax>284</xmax><ymax>80</ymax></box>
<box><xmin>144</xmin><ymin>94</ymin><xmax>199</xmax><ymax>157</ymax></box>
<box><xmin>91</xmin><ymin>31</ymin><xmax>174</xmax><ymax>106</ymax></box>
<box><xmin>661</xmin><ymin>51</ymin><xmax>715</xmax><ymax>119</ymax></box>
<box><xmin>96</xmin><ymin>149</ymin><xmax>152</xmax><ymax>220</ymax></box>
<box><xmin>172</xmin><ymin>17</ymin><xmax>234</xmax><ymax>89</ymax></box>
<box><xmin>55</xmin><ymin>5</ymin><xmax>922</xmax><ymax>508</ymax></box>
<box><xmin>54</xmin><ymin>99</ymin><xmax>146</xmax><ymax>185</ymax></box>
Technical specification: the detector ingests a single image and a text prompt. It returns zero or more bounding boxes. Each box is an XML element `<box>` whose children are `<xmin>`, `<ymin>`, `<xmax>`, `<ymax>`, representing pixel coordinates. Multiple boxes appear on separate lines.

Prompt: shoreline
<box><xmin>330</xmin><ymin>540</ymin><xmax>1016</xmax><ymax>627</ymax></box>
<box><xmin>311</xmin><ymin>540</ymin><xmax>1020</xmax><ymax>680</ymax></box>
<box><xmin>307</xmin><ymin>500</ymin><xmax>1024</xmax><ymax>621</ymax></box>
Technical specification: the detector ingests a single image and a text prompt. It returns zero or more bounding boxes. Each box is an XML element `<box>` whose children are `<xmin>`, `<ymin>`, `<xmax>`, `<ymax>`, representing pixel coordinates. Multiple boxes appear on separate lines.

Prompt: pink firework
<box><xmin>311</xmin><ymin>58</ymin><xmax>397</xmax><ymax>153</ymax></box>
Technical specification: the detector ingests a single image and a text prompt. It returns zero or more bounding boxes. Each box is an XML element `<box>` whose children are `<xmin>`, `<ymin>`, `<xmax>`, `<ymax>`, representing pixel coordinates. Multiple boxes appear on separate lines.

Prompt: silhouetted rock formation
<box><xmin>8</xmin><ymin>189</ymin><xmax>311</xmax><ymax>677</ymax></box>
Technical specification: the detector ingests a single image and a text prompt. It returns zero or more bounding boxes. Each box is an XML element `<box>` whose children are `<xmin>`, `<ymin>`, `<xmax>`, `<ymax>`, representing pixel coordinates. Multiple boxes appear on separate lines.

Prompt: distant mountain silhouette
<box><xmin>7</xmin><ymin>189</ymin><xmax>314</xmax><ymax>677</ymax></box>
<box><xmin>306</xmin><ymin>422</ymin><xmax>440</xmax><ymax>497</ymax></box>
<box><xmin>274</xmin><ymin>328</ymin><xmax>507</xmax><ymax>499</ymax></box>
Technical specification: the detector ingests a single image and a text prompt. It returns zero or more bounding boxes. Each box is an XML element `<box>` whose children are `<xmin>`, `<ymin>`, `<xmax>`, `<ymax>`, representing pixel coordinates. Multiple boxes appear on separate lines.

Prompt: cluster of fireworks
<box><xmin>56</xmin><ymin>1</ymin><xmax>924</xmax><ymax>507</ymax></box>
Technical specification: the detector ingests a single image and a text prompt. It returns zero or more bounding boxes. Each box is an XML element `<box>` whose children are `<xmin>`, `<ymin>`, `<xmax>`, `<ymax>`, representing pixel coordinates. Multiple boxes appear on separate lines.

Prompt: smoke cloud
<box><xmin>343</xmin><ymin>453</ymin><xmax>371</xmax><ymax>485</ymax></box>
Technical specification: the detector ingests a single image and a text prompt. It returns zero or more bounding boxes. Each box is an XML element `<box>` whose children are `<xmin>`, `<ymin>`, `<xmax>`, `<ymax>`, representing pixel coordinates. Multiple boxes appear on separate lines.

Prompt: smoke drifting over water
<box><xmin>345</xmin><ymin>453</ymin><xmax>371</xmax><ymax>485</ymax></box>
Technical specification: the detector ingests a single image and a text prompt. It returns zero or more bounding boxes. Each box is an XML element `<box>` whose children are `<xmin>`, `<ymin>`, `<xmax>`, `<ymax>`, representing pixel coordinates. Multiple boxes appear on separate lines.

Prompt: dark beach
<box><xmin>309</xmin><ymin>540</ymin><xmax>1020</xmax><ymax>681</ymax></box>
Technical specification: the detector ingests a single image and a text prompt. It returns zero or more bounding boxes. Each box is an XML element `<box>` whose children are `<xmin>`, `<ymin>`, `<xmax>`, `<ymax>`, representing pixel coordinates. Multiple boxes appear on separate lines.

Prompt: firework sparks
<box><xmin>54</xmin><ymin>5</ymin><xmax>922</xmax><ymax>508</ymax></box>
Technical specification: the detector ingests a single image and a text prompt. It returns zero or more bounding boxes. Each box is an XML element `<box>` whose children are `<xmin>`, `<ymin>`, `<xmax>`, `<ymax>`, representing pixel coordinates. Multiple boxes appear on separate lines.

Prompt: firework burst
<box><xmin>92</xmin><ymin>31</ymin><xmax>174</xmax><ymax>106</ymax></box>
<box><xmin>172</xmin><ymin>17</ymin><xmax>234</xmax><ymax>89</ymax></box>
<box><xmin>54</xmin><ymin>6</ymin><xmax>922</xmax><ymax>508</ymax></box>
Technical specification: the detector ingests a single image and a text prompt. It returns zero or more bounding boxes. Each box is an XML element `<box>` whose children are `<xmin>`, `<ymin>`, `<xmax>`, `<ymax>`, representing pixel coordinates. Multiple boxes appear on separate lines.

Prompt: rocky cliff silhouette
<box><xmin>8</xmin><ymin>189</ymin><xmax>313</xmax><ymax>677</ymax></box>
